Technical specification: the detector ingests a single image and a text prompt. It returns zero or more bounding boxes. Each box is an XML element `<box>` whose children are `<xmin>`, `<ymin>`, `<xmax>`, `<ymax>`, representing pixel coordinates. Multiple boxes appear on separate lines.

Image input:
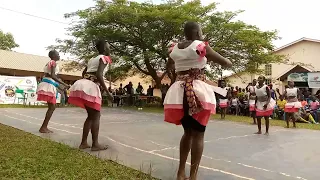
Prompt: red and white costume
<box><xmin>219</xmin><ymin>87</ymin><xmax>229</xmax><ymax>108</ymax></box>
<box><xmin>255</xmin><ymin>85</ymin><xmax>276</xmax><ymax>117</ymax></box>
<box><xmin>248</xmin><ymin>85</ymin><xmax>256</xmax><ymax>112</ymax></box>
<box><xmin>36</xmin><ymin>60</ymin><xmax>60</xmax><ymax>104</ymax></box>
<box><xmin>284</xmin><ymin>87</ymin><xmax>301</xmax><ymax>113</ymax></box>
<box><xmin>68</xmin><ymin>55</ymin><xmax>111</xmax><ymax>111</ymax></box>
<box><xmin>164</xmin><ymin>40</ymin><xmax>227</xmax><ymax>126</ymax></box>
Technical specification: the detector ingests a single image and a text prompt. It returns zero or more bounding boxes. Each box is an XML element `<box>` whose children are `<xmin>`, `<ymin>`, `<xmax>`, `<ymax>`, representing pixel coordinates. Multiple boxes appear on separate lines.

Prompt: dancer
<box><xmin>254</xmin><ymin>76</ymin><xmax>276</xmax><ymax>135</ymax></box>
<box><xmin>248</xmin><ymin>79</ymin><xmax>257</xmax><ymax>124</ymax></box>
<box><xmin>68</xmin><ymin>40</ymin><xmax>113</xmax><ymax>151</ymax></box>
<box><xmin>164</xmin><ymin>22</ymin><xmax>232</xmax><ymax>180</ymax></box>
<box><xmin>284</xmin><ymin>81</ymin><xmax>301</xmax><ymax>128</ymax></box>
<box><xmin>219</xmin><ymin>80</ymin><xmax>228</xmax><ymax>119</ymax></box>
<box><xmin>36</xmin><ymin>50</ymin><xmax>69</xmax><ymax>133</ymax></box>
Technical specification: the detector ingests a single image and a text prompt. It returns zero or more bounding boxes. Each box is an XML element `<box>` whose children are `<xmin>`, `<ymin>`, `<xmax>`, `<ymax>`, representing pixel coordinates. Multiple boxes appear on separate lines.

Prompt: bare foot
<box><xmin>254</xmin><ymin>131</ymin><xmax>262</xmax><ymax>134</ymax></box>
<box><xmin>264</xmin><ymin>132</ymin><xmax>269</xmax><ymax>135</ymax></box>
<box><xmin>91</xmin><ymin>144</ymin><xmax>108</xmax><ymax>151</ymax></box>
<box><xmin>79</xmin><ymin>143</ymin><xmax>91</xmax><ymax>149</ymax></box>
<box><xmin>39</xmin><ymin>128</ymin><xmax>53</xmax><ymax>133</ymax></box>
<box><xmin>285</xmin><ymin>126</ymin><xmax>289</xmax><ymax>128</ymax></box>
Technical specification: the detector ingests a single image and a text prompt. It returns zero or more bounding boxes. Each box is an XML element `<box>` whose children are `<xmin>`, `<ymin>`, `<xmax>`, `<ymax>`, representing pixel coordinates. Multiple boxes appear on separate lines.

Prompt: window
<box><xmin>265</xmin><ymin>78</ymin><xmax>272</xmax><ymax>85</ymax></box>
<box><xmin>265</xmin><ymin>64</ymin><xmax>272</xmax><ymax>76</ymax></box>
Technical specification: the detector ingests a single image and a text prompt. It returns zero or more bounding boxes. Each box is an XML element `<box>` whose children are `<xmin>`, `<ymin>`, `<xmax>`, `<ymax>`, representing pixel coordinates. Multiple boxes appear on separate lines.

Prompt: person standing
<box><xmin>164</xmin><ymin>22</ymin><xmax>232</xmax><ymax>180</ymax></box>
<box><xmin>219</xmin><ymin>80</ymin><xmax>228</xmax><ymax>119</ymax></box>
<box><xmin>255</xmin><ymin>76</ymin><xmax>276</xmax><ymax>135</ymax></box>
<box><xmin>68</xmin><ymin>40</ymin><xmax>113</xmax><ymax>151</ymax></box>
<box><xmin>283</xmin><ymin>81</ymin><xmax>302</xmax><ymax>128</ymax></box>
<box><xmin>36</xmin><ymin>50</ymin><xmax>69</xmax><ymax>133</ymax></box>
<box><xmin>248</xmin><ymin>79</ymin><xmax>257</xmax><ymax>124</ymax></box>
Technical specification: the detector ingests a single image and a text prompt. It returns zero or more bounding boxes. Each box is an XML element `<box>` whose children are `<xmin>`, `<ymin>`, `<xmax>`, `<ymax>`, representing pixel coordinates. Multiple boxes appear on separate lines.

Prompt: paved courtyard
<box><xmin>0</xmin><ymin>107</ymin><xmax>319</xmax><ymax>180</ymax></box>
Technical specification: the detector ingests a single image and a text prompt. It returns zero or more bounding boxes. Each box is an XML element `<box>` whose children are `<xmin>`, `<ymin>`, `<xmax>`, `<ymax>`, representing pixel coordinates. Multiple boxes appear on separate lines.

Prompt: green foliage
<box><xmin>50</xmin><ymin>0</ymin><xmax>283</xmax><ymax>85</ymax></box>
<box><xmin>0</xmin><ymin>30</ymin><xmax>19</xmax><ymax>51</ymax></box>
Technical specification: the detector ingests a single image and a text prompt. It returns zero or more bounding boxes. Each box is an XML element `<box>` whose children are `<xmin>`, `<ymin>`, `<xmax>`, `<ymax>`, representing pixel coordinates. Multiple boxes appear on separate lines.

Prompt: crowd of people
<box><xmin>217</xmin><ymin>79</ymin><xmax>320</xmax><ymax>126</ymax></box>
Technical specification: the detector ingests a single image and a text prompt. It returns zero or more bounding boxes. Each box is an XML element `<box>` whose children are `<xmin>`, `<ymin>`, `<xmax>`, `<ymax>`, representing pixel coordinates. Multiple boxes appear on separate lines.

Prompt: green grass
<box><xmin>128</xmin><ymin>107</ymin><xmax>320</xmax><ymax>131</ymax></box>
<box><xmin>0</xmin><ymin>104</ymin><xmax>47</xmax><ymax>108</ymax></box>
<box><xmin>0</xmin><ymin>124</ymin><xmax>157</xmax><ymax>180</ymax></box>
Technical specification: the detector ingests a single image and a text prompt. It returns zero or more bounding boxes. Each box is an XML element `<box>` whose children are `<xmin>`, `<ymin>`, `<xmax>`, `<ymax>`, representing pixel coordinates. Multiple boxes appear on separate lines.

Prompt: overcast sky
<box><xmin>0</xmin><ymin>0</ymin><xmax>319</xmax><ymax>57</ymax></box>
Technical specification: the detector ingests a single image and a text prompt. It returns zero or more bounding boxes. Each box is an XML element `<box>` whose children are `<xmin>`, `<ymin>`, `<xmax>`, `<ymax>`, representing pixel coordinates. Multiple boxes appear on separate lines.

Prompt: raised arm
<box><xmin>205</xmin><ymin>45</ymin><xmax>232</xmax><ymax>68</ymax></box>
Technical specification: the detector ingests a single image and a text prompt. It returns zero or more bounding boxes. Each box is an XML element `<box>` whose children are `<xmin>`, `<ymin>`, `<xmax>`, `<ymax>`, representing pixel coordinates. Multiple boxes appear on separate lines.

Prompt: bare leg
<box><xmin>39</xmin><ymin>103</ymin><xmax>55</xmax><ymax>133</ymax></box>
<box><xmin>223</xmin><ymin>108</ymin><xmax>227</xmax><ymax>119</ymax></box>
<box><xmin>255</xmin><ymin>117</ymin><xmax>262</xmax><ymax>134</ymax></box>
<box><xmin>190</xmin><ymin>130</ymin><xmax>204</xmax><ymax>180</ymax></box>
<box><xmin>177</xmin><ymin>129</ymin><xmax>192</xmax><ymax>180</ymax></box>
<box><xmin>285</xmin><ymin>112</ymin><xmax>290</xmax><ymax>128</ymax></box>
<box><xmin>252</xmin><ymin>111</ymin><xmax>256</xmax><ymax>124</ymax></box>
<box><xmin>79</xmin><ymin>112</ymin><xmax>92</xmax><ymax>149</ymax></box>
<box><xmin>292</xmin><ymin>113</ymin><xmax>296</xmax><ymax>128</ymax></box>
<box><xmin>264</xmin><ymin>116</ymin><xmax>269</xmax><ymax>135</ymax></box>
<box><xmin>88</xmin><ymin>108</ymin><xmax>108</xmax><ymax>151</ymax></box>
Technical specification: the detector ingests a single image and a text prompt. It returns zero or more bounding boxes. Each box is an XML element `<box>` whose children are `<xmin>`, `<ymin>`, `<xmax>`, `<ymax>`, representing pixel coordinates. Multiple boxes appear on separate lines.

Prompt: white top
<box><xmin>43</xmin><ymin>60</ymin><xmax>59</xmax><ymax>75</ymax></box>
<box><xmin>169</xmin><ymin>40</ymin><xmax>207</xmax><ymax>72</ymax></box>
<box><xmin>248</xmin><ymin>85</ymin><xmax>255</xmax><ymax>93</ymax></box>
<box><xmin>231</xmin><ymin>98</ymin><xmax>238</xmax><ymax>106</ymax></box>
<box><xmin>255</xmin><ymin>85</ymin><xmax>267</xmax><ymax>97</ymax></box>
<box><xmin>286</xmin><ymin>87</ymin><xmax>298</xmax><ymax>97</ymax></box>
<box><xmin>86</xmin><ymin>55</ymin><xmax>111</xmax><ymax>73</ymax></box>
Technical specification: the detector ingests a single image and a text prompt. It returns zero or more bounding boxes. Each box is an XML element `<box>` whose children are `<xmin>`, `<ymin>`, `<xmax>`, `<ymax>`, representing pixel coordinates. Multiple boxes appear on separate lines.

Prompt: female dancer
<box><xmin>248</xmin><ymin>79</ymin><xmax>257</xmax><ymax>124</ymax></box>
<box><xmin>36</xmin><ymin>50</ymin><xmax>69</xmax><ymax>133</ymax></box>
<box><xmin>164</xmin><ymin>22</ymin><xmax>232</xmax><ymax>180</ymax></box>
<box><xmin>284</xmin><ymin>81</ymin><xmax>301</xmax><ymax>128</ymax></box>
<box><xmin>254</xmin><ymin>76</ymin><xmax>276</xmax><ymax>135</ymax></box>
<box><xmin>68</xmin><ymin>40</ymin><xmax>113</xmax><ymax>151</ymax></box>
<box><xmin>219</xmin><ymin>80</ymin><xmax>229</xmax><ymax>119</ymax></box>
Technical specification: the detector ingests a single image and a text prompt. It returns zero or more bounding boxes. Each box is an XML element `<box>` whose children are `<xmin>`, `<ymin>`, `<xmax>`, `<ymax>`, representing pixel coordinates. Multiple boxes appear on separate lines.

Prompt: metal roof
<box><xmin>0</xmin><ymin>49</ymin><xmax>82</xmax><ymax>77</ymax></box>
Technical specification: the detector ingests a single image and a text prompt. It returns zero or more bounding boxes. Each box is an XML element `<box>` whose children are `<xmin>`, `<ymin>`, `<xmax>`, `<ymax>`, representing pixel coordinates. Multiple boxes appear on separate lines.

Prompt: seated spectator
<box><xmin>276</xmin><ymin>95</ymin><xmax>286</xmax><ymax>120</ymax></box>
<box><xmin>300</xmin><ymin>97</ymin><xmax>308</xmax><ymax>109</ymax></box>
<box><xmin>309</xmin><ymin>96</ymin><xmax>319</xmax><ymax>122</ymax></box>
<box><xmin>295</xmin><ymin>107</ymin><xmax>318</xmax><ymax>124</ymax></box>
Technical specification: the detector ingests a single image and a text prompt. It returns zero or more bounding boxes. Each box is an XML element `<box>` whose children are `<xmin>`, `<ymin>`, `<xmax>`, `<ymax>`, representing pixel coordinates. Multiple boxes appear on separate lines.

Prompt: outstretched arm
<box><xmin>205</xmin><ymin>45</ymin><xmax>232</xmax><ymax>68</ymax></box>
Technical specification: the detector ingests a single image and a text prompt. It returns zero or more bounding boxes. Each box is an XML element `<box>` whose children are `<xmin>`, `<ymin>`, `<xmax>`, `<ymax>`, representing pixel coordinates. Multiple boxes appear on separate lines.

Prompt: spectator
<box><xmin>124</xmin><ymin>82</ymin><xmax>134</xmax><ymax>105</ymax></box>
<box><xmin>269</xmin><ymin>84</ymin><xmax>277</xmax><ymax>100</ymax></box>
<box><xmin>230</xmin><ymin>94</ymin><xmax>239</xmax><ymax>115</ymax></box>
<box><xmin>276</xmin><ymin>95</ymin><xmax>286</xmax><ymax>120</ymax></box>
<box><xmin>147</xmin><ymin>85</ymin><xmax>154</xmax><ymax>96</ymax></box>
<box><xmin>237</xmin><ymin>88</ymin><xmax>245</xmax><ymax>98</ymax></box>
<box><xmin>295</xmin><ymin>107</ymin><xmax>317</xmax><ymax>124</ymax></box>
<box><xmin>136</xmin><ymin>82</ymin><xmax>144</xmax><ymax>94</ymax></box>
<box><xmin>118</xmin><ymin>83</ymin><xmax>124</xmax><ymax>95</ymax></box>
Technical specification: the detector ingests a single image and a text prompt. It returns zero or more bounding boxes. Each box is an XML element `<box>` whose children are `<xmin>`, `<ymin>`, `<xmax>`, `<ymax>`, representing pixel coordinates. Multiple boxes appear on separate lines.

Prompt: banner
<box><xmin>308</xmin><ymin>72</ymin><xmax>320</xmax><ymax>88</ymax></box>
<box><xmin>0</xmin><ymin>75</ymin><xmax>38</xmax><ymax>104</ymax></box>
<box><xmin>288</xmin><ymin>73</ymin><xmax>308</xmax><ymax>82</ymax></box>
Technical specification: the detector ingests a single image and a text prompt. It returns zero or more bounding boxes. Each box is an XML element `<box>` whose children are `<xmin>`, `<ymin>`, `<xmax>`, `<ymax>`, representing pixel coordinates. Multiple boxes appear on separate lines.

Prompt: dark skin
<box><xmin>220</xmin><ymin>81</ymin><xmax>228</xmax><ymax>119</ymax></box>
<box><xmin>79</xmin><ymin>41</ymin><xmax>112</xmax><ymax>151</ymax></box>
<box><xmin>283</xmin><ymin>81</ymin><xmax>299</xmax><ymax>128</ymax></box>
<box><xmin>249</xmin><ymin>80</ymin><xmax>257</xmax><ymax>124</ymax></box>
<box><xmin>167</xmin><ymin>23</ymin><xmax>232</xmax><ymax>180</ymax></box>
<box><xmin>39</xmin><ymin>50</ymin><xmax>69</xmax><ymax>133</ymax></box>
<box><xmin>254</xmin><ymin>76</ymin><xmax>271</xmax><ymax>135</ymax></box>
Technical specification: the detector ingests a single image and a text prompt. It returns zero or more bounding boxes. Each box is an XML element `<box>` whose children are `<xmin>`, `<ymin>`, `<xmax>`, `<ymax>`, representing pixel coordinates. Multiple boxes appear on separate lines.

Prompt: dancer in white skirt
<box><xmin>248</xmin><ymin>79</ymin><xmax>257</xmax><ymax>124</ymax></box>
<box><xmin>68</xmin><ymin>40</ymin><xmax>113</xmax><ymax>151</ymax></box>
<box><xmin>164</xmin><ymin>22</ymin><xmax>232</xmax><ymax>180</ymax></box>
<box><xmin>284</xmin><ymin>81</ymin><xmax>301</xmax><ymax>128</ymax></box>
<box><xmin>255</xmin><ymin>76</ymin><xmax>276</xmax><ymax>135</ymax></box>
<box><xmin>36</xmin><ymin>50</ymin><xmax>69</xmax><ymax>133</ymax></box>
<box><xmin>219</xmin><ymin>80</ymin><xmax>229</xmax><ymax>119</ymax></box>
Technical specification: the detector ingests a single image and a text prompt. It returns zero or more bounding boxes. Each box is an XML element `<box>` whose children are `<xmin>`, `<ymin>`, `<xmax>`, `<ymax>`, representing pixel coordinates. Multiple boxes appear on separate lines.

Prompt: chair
<box><xmin>14</xmin><ymin>89</ymin><xmax>27</xmax><ymax>105</ymax></box>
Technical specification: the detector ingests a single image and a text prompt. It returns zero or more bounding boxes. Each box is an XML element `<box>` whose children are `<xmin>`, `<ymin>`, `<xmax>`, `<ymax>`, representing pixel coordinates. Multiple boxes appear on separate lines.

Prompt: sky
<box><xmin>0</xmin><ymin>0</ymin><xmax>320</xmax><ymax>58</ymax></box>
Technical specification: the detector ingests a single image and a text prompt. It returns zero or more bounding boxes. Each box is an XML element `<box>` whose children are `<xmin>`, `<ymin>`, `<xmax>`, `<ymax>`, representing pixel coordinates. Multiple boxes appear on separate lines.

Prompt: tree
<box><xmin>0</xmin><ymin>30</ymin><xmax>19</xmax><ymax>51</ymax></box>
<box><xmin>51</xmin><ymin>0</ymin><xmax>283</xmax><ymax>86</ymax></box>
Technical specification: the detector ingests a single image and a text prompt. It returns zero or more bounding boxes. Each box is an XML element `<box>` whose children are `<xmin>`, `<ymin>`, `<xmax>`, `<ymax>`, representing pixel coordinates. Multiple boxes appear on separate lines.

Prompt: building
<box><xmin>225</xmin><ymin>37</ymin><xmax>320</xmax><ymax>92</ymax></box>
<box><xmin>0</xmin><ymin>49</ymin><xmax>82</xmax><ymax>82</ymax></box>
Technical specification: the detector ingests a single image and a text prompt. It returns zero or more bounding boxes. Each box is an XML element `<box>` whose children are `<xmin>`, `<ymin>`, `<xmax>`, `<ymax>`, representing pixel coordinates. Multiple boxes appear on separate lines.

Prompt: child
<box><xmin>255</xmin><ymin>76</ymin><xmax>276</xmax><ymax>135</ymax></box>
<box><xmin>230</xmin><ymin>94</ymin><xmax>239</xmax><ymax>115</ymax></box>
<box><xmin>284</xmin><ymin>81</ymin><xmax>302</xmax><ymax>128</ymax></box>
<box><xmin>163</xmin><ymin>21</ymin><xmax>232</xmax><ymax>180</ymax></box>
<box><xmin>68</xmin><ymin>40</ymin><xmax>113</xmax><ymax>151</ymax></box>
<box><xmin>219</xmin><ymin>80</ymin><xmax>228</xmax><ymax>119</ymax></box>
<box><xmin>249</xmin><ymin>79</ymin><xmax>257</xmax><ymax>124</ymax></box>
<box><xmin>36</xmin><ymin>50</ymin><xmax>69</xmax><ymax>133</ymax></box>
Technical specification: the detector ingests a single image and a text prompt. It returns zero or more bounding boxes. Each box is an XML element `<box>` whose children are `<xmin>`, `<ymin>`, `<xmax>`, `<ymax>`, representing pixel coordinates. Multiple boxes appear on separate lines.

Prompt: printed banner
<box><xmin>288</xmin><ymin>73</ymin><xmax>308</xmax><ymax>82</ymax></box>
<box><xmin>0</xmin><ymin>75</ymin><xmax>38</xmax><ymax>104</ymax></box>
<box><xmin>308</xmin><ymin>72</ymin><xmax>320</xmax><ymax>88</ymax></box>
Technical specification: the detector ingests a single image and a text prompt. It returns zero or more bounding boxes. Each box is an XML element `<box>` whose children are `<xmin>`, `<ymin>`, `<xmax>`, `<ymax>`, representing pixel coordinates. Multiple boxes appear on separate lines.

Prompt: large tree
<box><xmin>0</xmin><ymin>30</ymin><xmax>19</xmax><ymax>51</ymax></box>
<box><xmin>51</xmin><ymin>0</ymin><xmax>283</xmax><ymax>86</ymax></box>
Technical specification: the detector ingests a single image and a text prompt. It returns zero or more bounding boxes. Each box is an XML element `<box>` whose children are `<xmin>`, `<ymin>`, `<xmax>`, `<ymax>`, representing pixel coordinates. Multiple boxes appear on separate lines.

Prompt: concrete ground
<box><xmin>0</xmin><ymin>107</ymin><xmax>319</xmax><ymax>180</ymax></box>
